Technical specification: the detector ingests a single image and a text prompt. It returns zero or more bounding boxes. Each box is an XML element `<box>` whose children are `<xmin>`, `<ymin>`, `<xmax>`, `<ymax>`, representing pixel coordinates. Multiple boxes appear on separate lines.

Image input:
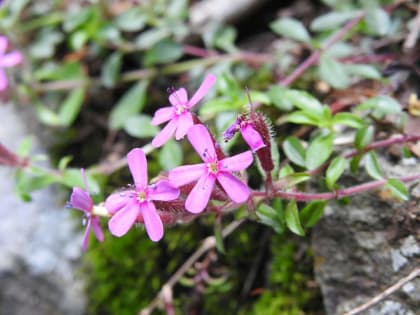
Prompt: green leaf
<box><xmin>17</xmin><ymin>138</ymin><xmax>32</xmax><ymax>157</ymax></box>
<box><xmin>286</xmin><ymin>111</ymin><xmax>321</xmax><ymax>126</ymax></box>
<box><xmin>34</xmin><ymin>61</ymin><xmax>83</xmax><ymax>81</ymax></box>
<box><xmin>319</xmin><ymin>53</ymin><xmax>350</xmax><ymax>89</ymax></box>
<box><xmin>15</xmin><ymin>170</ymin><xmax>56</xmax><ymax>200</ymax></box>
<box><xmin>283</xmin><ymin>136</ymin><xmax>306</xmax><ymax>167</ymax></box>
<box><xmin>213</xmin><ymin>26</ymin><xmax>237</xmax><ymax>53</ymax></box>
<box><xmin>158</xmin><ymin>140</ymin><xmax>183</xmax><ymax>171</ymax></box>
<box><xmin>354</xmin><ymin>125</ymin><xmax>374</xmax><ymax>150</ymax></box>
<box><xmin>101</xmin><ymin>52</ymin><xmax>122</xmax><ymax>88</ymax></box>
<box><xmin>344</xmin><ymin>64</ymin><xmax>382</xmax><ymax>80</ymax></box>
<box><xmin>35</xmin><ymin>104</ymin><xmax>61</xmax><ymax>126</ymax></box>
<box><xmin>306</xmin><ymin>133</ymin><xmax>334</xmax><ymax>170</ymax></box>
<box><xmin>364</xmin><ymin>151</ymin><xmax>383</xmax><ymax>180</ymax></box>
<box><xmin>311</xmin><ymin>11</ymin><xmax>359</xmax><ymax>31</ymax></box>
<box><xmin>135</xmin><ymin>28</ymin><xmax>169</xmax><ymax>49</ymax></box>
<box><xmin>366</xmin><ymin>7</ymin><xmax>390</xmax><ymax>36</ymax></box>
<box><xmin>300</xmin><ymin>201</ymin><xmax>326</xmax><ymax>228</ymax></box>
<box><xmin>332</xmin><ymin>112</ymin><xmax>364</xmax><ymax>129</ymax></box>
<box><xmin>356</xmin><ymin>96</ymin><xmax>401</xmax><ymax>118</ymax></box>
<box><xmin>200</xmin><ymin>98</ymin><xmax>242</xmax><ymax>118</ymax></box>
<box><xmin>63</xmin><ymin>7</ymin><xmax>92</xmax><ymax>32</ymax></box>
<box><xmin>123</xmin><ymin>115</ymin><xmax>158</xmax><ymax>138</ymax></box>
<box><xmin>350</xmin><ymin>155</ymin><xmax>362</xmax><ymax>173</ymax></box>
<box><xmin>267</xmin><ymin>86</ymin><xmax>293</xmax><ymax>111</ymax></box>
<box><xmin>58</xmin><ymin>88</ymin><xmax>85</xmax><ymax>127</ymax></box>
<box><xmin>279</xmin><ymin>164</ymin><xmax>294</xmax><ymax>178</ymax></box>
<box><xmin>214</xmin><ymin>220</ymin><xmax>225</xmax><ymax>254</ymax></box>
<box><xmin>386</xmin><ymin>178</ymin><xmax>409</xmax><ymax>201</ymax></box>
<box><xmin>61</xmin><ymin>168</ymin><xmax>100</xmax><ymax>194</ymax></box>
<box><xmin>270</xmin><ymin>18</ymin><xmax>311</xmax><ymax>43</ymax></box>
<box><xmin>109</xmin><ymin>81</ymin><xmax>148</xmax><ymax>130</ymax></box>
<box><xmin>284</xmin><ymin>172</ymin><xmax>311</xmax><ymax>188</ymax></box>
<box><xmin>256</xmin><ymin>203</ymin><xmax>284</xmax><ymax>234</ymax></box>
<box><xmin>115</xmin><ymin>8</ymin><xmax>146</xmax><ymax>32</ymax></box>
<box><xmin>285</xmin><ymin>201</ymin><xmax>305</xmax><ymax>236</ymax></box>
<box><xmin>326</xmin><ymin>156</ymin><xmax>347</xmax><ymax>189</ymax></box>
<box><xmin>283</xmin><ymin>89</ymin><xmax>323</xmax><ymax>114</ymax></box>
<box><xmin>144</xmin><ymin>39</ymin><xmax>183</xmax><ymax>66</ymax></box>
<box><xmin>70</xmin><ymin>30</ymin><xmax>89</xmax><ymax>51</ymax></box>
<box><xmin>58</xmin><ymin>156</ymin><xmax>73</xmax><ymax>171</ymax></box>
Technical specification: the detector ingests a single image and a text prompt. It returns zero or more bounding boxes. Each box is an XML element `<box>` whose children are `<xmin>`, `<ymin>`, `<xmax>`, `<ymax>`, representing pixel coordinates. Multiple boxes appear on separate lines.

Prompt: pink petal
<box><xmin>0</xmin><ymin>36</ymin><xmax>7</xmax><ymax>55</ymax></box>
<box><xmin>217</xmin><ymin>172</ymin><xmax>250</xmax><ymax>204</ymax></box>
<box><xmin>169</xmin><ymin>88</ymin><xmax>188</xmax><ymax>106</ymax></box>
<box><xmin>220</xmin><ymin>151</ymin><xmax>253</xmax><ymax>172</ymax></box>
<box><xmin>82</xmin><ymin>219</ymin><xmax>92</xmax><ymax>251</ymax></box>
<box><xmin>188</xmin><ymin>73</ymin><xmax>216</xmax><ymax>108</ymax></box>
<box><xmin>140</xmin><ymin>202</ymin><xmax>164</xmax><ymax>242</ymax></box>
<box><xmin>108</xmin><ymin>201</ymin><xmax>138</xmax><ymax>237</ymax></box>
<box><xmin>168</xmin><ymin>163</ymin><xmax>206</xmax><ymax>187</ymax></box>
<box><xmin>91</xmin><ymin>216</ymin><xmax>104</xmax><ymax>242</ymax></box>
<box><xmin>240</xmin><ymin>124</ymin><xmax>266</xmax><ymax>152</ymax></box>
<box><xmin>127</xmin><ymin>148</ymin><xmax>148</xmax><ymax>189</ymax></box>
<box><xmin>152</xmin><ymin>118</ymin><xmax>178</xmax><ymax>148</ymax></box>
<box><xmin>187</xmin><ymin>124</ymin><xmax>216</xmax><ymax>162</ymax></box>
<box><xmin>0</xmin><ymin>69</ymin><xmax>8</xmax><ymax>91</ymax></box>
<box><xmin>175</xmin><ymin>111</ymin><xmax>193</xmax><ymax>140</ymax></box>
<box><xmin>104</xmin><ymin>191</ymin><xmax>132</xmax><ymax>215</ymax></box>
<box><xmin>148</xmin><ymin>180</ymin><xmax>179</xmax><ymax>201</ymax></box>
<box><xmin>70</xmin><ymin>187</ymin><xmax>93</xmax><ymax>212</ymax></box>
<box><xmin>151</xmin><ymin>106</ymin><xmax>174</xmax><ymax>125</ymax></box>
<box><xmin>0</xmin><ymin>51</ymin><xmax>22</xmax><ymax>68</ymax></box>
<box><xmin>185</xmin><ymin>174</ymin><xmax>216</xmax><ymax>213</ymax></box>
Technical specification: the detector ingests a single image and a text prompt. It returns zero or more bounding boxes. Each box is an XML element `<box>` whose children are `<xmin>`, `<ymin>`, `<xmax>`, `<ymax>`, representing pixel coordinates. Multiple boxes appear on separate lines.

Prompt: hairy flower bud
<box><xmin>252</xmin><ymin>112</ymin><xmax>274</xmax><ymax>173</ymax></box>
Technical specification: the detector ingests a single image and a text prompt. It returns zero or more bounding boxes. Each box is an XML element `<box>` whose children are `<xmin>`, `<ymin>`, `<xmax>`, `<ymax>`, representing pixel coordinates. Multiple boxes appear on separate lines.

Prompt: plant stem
<box><xmin>279</xmin><ymin>14</ymin><xmax>364</xmax><ymax>87</ymax></box>
<box><xmin>344</xmin><ymin>134</ymin><xmax>420</xmax><ymax>159</ymax></box>
<box><xmin>343</xmin><ymin>267</ymin><xmax>420</xmax><ymax>315</ymax></box>
<box><xmin>253</xmin><ymin>173</ymin><xmax>420</xmax><ymax>202</ymax></box>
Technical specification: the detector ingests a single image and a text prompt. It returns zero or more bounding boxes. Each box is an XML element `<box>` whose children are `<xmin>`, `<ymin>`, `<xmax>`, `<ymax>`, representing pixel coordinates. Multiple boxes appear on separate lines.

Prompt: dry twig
<box><xmin>342</xmin><ymin>267</ymin><xmax>420</xmax><ymax>315</ymax></box>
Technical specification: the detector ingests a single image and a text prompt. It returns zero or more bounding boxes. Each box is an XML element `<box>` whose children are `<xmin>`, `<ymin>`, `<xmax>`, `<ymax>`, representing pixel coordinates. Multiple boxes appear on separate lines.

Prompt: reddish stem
<box><xmin>253</xmin><ymin>173</ymin><xmax>420</xmax><ymax>202</ymax></box>
<box><xmin>279</xmin><ymin>14</ymin><xmax>364</xmax><ymax>87</ymax></box>
<box><xmin>345</xmin><ymin>134</ymin><xmax>420</xmax><ymax>159</ymax></box>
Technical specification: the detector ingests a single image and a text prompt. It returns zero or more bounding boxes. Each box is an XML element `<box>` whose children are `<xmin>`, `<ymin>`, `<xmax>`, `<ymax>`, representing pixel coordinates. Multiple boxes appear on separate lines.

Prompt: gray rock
<box><xmin>312</xmin><ymin>153</ymin><xmax>420</xmax><ymax>315</ymax></box>
<box><xmin>0</xmin><ymin>103</ymin><xmax>85</xmax><ymax>315</ymax></box>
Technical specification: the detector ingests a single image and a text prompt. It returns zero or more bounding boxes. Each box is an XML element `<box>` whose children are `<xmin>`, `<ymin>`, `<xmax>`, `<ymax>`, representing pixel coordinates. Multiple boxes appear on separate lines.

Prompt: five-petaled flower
<box><xmin>151</xmin><ymin>73</ymin><xmax>216</xmax><ymax>147</ymax></box>
<box><xmin>223</xmin><ymin>115</ymin><xmax>266</xmax><ymax>152</ymax></box>
<box><xmin>69</xmin><ymin>169</ymin><xmax>104</xmax><ymax>251</ymax></box>
<box><xmin>0</xmin><ymin>36</ymin><xmax>22</xmax><ymax>91</ymax></box>
<box><xmin>169</xmin><ymin>124</ymin><xmax>253</xmax><ymax>213</ymax></box>
<box><xmin>106</xmin><ymin>148</ymin><xmax>179</xmax><ymax>241</ymax></box>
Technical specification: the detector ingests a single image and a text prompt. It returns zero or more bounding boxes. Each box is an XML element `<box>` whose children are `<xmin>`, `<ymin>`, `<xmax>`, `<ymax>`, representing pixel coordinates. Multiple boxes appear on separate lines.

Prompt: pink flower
<box><xmin>0</xmin><ymin>36</ymin><xmax>22</xmax><ymax>91</ymax></box>
<box><xmin>69</xmin><ymin>169</ymin><xmax>104</xmax><ymax>251</ymax></box>
<box><xmin>106</xmin><ymin>148</ymin><xmax>179</xmax><ymax>241</ymax></box>
<box><xmin>169</xmin><ymin>124</ymin><xmax>253</xmax><ymax>213</ymax></box>
<box><xmin>223</xmin><ymin>116</ymin><xmax>266</xmax><ymax>152</ymax></box>
<box><xmin>151</xmin><ymin>73</ymin><xmax>216</xmax><ymax>147</ymax></box>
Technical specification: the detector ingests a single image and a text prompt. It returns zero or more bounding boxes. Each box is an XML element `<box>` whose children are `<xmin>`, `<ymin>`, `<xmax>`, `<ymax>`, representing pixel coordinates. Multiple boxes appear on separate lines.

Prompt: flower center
<box><xmin>136</xmin><ymin>190</ymin><xmax>148</xmax><ymax>203</ymax></box>
<box><xmin>175</xmin><ymin>104</ymin><xmax>187</xmax><ymax>115</ymax></box>
<box><xmin>207</xmin><ymin>161</ymin><xmax>219</xmax><ymax>174</ymax></box>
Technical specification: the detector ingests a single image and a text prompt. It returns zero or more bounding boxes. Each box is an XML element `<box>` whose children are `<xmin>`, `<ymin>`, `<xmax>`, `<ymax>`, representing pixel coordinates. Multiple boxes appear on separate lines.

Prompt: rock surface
<box><xmin>312</xmin><ymin>154</ymin><xmax>420</xmax><ymax>315</ymax></box>
<box><xmin>0</xmin><ymin>103</ymin><xmax>85</xmax><ymax>315</ymax></box>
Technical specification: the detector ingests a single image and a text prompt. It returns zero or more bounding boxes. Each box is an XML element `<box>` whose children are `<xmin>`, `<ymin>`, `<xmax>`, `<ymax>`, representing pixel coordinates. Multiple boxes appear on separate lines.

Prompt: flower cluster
<box><xmin>68</xmin><ymin>74</ymin><xmax>268</xmax><ymax>249</ymax></box>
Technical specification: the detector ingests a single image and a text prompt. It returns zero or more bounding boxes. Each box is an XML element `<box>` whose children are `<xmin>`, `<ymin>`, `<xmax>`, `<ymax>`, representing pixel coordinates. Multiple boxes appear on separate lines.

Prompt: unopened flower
<box><xmin>69</xmin><ymin>169</ymin><xmax>104</xmax><ymax>251</ymax></box>
<box><xmin>0</xmin><ymin>36</ymin><xmax>22</xmax><ymax>91</ymax></box>
<box><xmin>223</xmin><ymin>115</ymin><xmax>266</xmax><ymax>152</ymax></box>
<box><xmin>169</xmin><ymin>124</ymin><xmax>253</xmax><ymax>213</ymax></box>
<box><xmin>151</xmin><ymin>73</ymin><xmax>216</xmax><ymax>147</ymax></box>
<box><xmin>106</xmin><ymin>148</ymin><xmax>179</xmax><ymax>241</ymax></box>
